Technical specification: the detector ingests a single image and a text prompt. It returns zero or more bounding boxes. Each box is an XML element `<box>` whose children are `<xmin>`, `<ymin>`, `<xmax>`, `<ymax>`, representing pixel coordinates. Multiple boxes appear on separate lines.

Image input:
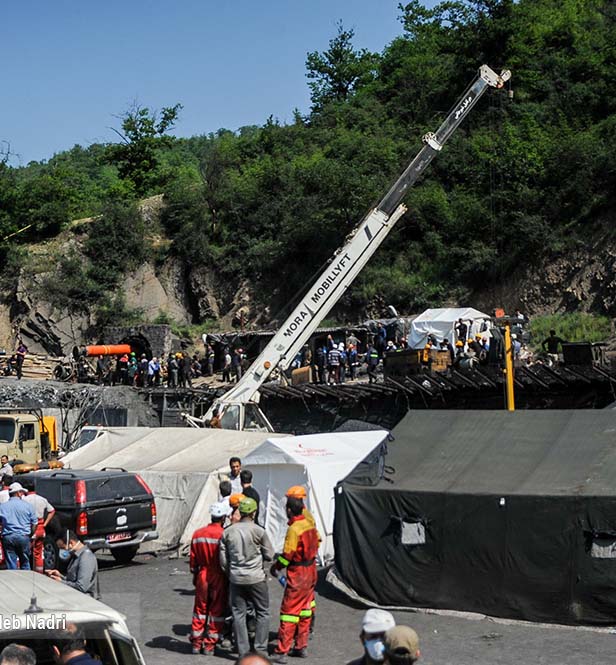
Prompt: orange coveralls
<box><xmin>189</xmin><ymin>522</ymin><xmax>227</xmax><ymax>652</ymax></box>
<box><xmin>273</xmin><ymin>514</ymin><xmax>319</xmax><ymax>654</ymax></box>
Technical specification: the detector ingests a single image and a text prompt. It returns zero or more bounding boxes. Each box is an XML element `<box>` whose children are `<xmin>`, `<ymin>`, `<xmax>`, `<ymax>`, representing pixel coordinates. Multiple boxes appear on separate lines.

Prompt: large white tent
<box><xmin>61</xmin><ymin>427</ymin><xmax>283</xmax><ymax>551</ymax></box>
<box><xmin>242</xmin><ymin>430</ymin><xmax>389</xmax><ymax>564</ymax></box>
<box><xmin>408</xmin><ymin>307</ymin><xmax>490</xmax><ymax>349</ymax></box>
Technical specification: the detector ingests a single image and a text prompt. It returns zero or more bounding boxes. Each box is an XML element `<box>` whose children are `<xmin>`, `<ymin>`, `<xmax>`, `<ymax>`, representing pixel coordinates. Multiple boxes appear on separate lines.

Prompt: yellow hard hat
<box><xmin>456</xmin><ymin>341</ymin><xmax>464</xmax><ymax>348</ymax></box>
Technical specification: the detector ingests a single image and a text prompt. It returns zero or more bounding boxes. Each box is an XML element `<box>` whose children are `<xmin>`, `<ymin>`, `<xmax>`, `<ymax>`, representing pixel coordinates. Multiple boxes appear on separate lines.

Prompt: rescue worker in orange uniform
<box><xmin>189</xmin><ymin>502</ymin><xmax>228</xmax><ymax>655</ymax></box>
<box><xmin>270</xmin><ymin>496</ymin><xmax>320</xmax><ymax>662</ymax></box>
<box><xmin>22</xmin><ymin>485</ymin><xmax>55</xmax><ymax>573</ymax></box>
<box><xmin>285</xmin><ymin>486</ymin><xmax>318</xmax><ymax>634</ymax></box>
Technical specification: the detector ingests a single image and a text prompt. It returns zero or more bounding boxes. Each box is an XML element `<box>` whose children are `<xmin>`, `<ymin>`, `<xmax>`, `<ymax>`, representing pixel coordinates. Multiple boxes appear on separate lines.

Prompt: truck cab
<box><xmin>0</xmin><ymin>410</ymin><xmax>56</xmax><ymax>465</ymax></box>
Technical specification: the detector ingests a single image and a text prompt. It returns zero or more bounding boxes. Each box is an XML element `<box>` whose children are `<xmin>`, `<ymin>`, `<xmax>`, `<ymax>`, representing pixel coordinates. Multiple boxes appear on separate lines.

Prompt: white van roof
<box><xmin>1</xmin><ymin>571</ymin><xmax>126</xmax><ymax>630</ymax></box>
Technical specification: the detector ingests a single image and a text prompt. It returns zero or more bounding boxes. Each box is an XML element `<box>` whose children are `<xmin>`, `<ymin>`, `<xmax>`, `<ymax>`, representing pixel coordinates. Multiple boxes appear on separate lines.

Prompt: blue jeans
<box><xmin>3</xmin><ymin>533</ymin><xmax>32</xmax><ymax>570</ymax></box>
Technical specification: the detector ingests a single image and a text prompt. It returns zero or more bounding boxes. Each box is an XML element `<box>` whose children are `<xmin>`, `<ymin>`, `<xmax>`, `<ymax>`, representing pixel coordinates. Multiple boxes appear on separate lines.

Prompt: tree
<box><xmin>105</xmin><ymin>102</ymin><xmax>183</xmax><ymax>195</ymax></box>
<box><xmin>306</xmin><ymin>22</ymin><xmax>378</xmax><ymax>112</ymax></box>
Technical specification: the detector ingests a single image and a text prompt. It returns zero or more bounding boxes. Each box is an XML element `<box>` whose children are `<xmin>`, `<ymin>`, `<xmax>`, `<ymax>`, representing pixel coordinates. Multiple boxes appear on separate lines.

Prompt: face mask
<box><xmin>364</xmin><ymin>638</ymin><xmax>386</xmax><ymax>662</ymax></box>
<box><xmin>58</xmin><ymin>548</ymin><xmax>73</xmax><ymax>562</ymax></box>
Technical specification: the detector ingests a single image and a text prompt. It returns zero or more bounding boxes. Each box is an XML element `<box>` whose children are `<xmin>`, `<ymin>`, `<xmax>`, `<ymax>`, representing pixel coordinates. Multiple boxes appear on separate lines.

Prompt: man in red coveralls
<box><xmin>270</xmin><ymin>496</ymin><xmax>320</xmax><ymax>663</ymax></box>
<box><xmin>190</xmin><ymin>502</ymin><xmax>228</xmax><ymax>655</ymax></box>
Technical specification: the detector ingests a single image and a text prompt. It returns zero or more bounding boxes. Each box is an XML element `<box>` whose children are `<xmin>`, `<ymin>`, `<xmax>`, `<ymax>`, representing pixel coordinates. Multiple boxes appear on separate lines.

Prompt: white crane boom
<box><xmin>187</xmin><ymin>65</ymin><xmax>510</xmax><ymax>431</ymax></box>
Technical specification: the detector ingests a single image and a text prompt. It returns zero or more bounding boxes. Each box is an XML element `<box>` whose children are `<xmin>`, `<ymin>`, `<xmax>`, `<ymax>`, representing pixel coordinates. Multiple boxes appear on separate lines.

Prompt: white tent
<box><xmin>61</xmin><ymin>427</ymin><xmax>283</xmax><ymax>551</ymax></box>
<box><xmin>242</xmin><ymin>430</ymin><xmax>389</xmax><ymax>564</ymax></box>
<box><xmin>408</xmin><ymin>307</ymin><xmax>490</xmax><ymax>349</ymax></box>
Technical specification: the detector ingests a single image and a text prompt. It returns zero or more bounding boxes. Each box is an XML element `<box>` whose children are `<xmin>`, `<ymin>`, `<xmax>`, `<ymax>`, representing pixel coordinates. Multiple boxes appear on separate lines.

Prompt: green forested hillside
<box><xmin>2</xmin><ymin>0</ymin><xmax>615</xmax><ymax>326</ymax></box>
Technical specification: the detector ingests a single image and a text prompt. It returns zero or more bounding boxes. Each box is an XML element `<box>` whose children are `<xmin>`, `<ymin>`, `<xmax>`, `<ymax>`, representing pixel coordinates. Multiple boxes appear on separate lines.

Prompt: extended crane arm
<box><xmin>204</xmin><ymin>64</ymin><xmax>510</xmax><ymax>425</ymax></box>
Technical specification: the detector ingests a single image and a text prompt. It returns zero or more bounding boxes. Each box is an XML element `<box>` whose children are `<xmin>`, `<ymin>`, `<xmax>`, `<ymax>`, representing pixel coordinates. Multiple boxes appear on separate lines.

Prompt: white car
<box><xmin>0</xmin><ymin>570</ymin><xmax>146</xmax><ymax>664</ymax></box>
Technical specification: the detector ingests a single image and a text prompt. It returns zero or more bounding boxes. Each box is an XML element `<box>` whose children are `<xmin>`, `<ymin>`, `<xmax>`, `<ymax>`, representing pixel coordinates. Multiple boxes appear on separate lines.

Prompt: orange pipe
<box><xmin>84</xmin><ymin>344</ymin><xmax>132</xmax><ymax>357</ymax></box>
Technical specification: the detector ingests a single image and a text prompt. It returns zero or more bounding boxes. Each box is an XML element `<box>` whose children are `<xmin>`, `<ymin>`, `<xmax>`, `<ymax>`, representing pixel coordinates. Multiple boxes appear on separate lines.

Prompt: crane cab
<box><xmin>206</xmin><ymin>401</ymin><xmax>274</xmax><ymax>432</ymax></box>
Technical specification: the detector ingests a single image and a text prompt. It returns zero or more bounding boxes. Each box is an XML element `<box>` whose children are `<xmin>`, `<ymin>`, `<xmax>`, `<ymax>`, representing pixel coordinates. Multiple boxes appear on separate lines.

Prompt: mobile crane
<box><xmin>184</xmin><ymin>64</ymin><xmax>511</xmax><ymax>432</ymax></box>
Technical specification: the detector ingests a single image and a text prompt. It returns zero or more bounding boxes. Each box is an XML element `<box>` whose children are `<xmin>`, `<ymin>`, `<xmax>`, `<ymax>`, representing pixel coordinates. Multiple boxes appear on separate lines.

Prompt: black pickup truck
<box><xmin>18</xmin><ymin>468</ymin><xmax>158</xmax><ymax>568</ymax></box>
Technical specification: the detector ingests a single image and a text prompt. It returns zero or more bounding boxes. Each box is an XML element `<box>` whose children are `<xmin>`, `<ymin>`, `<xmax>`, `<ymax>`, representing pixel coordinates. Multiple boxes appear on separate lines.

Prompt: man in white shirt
<box><xmin>0</xmin><ymin>475</ymin><xmax>12</xmax><ymax>504</ymax></box>
<box><xmin>229</xmin><ymin>457</ymin><xmax>242</xmax><ymax>494</ymax></box>
<box><xmin>22</xmin><ymin>487</ymin><xmax>55</xmax><ymax>573</ymax></box>
<box><xmin>0</xmin><ymin>455</ymin><xmax>12</xmax><ymax>481</ymax></box>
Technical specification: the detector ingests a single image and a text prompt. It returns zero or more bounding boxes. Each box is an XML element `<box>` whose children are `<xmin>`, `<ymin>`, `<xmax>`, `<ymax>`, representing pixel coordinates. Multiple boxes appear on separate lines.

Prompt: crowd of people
<box><xmin>187</xmin><ymin>456</ymin><xmax>424</xmax><ymax>665</ymax></box>
<box><xmin>188</xmin><ymin>456</ymin><xmax>319</xmax><ymax>662</ymax></box>
<box><xmin>93</xmin><ymin>347</ymin><xmax>216</xmax><ymax>387</ymax></box>
<box><xmin>0</xmin><ymin>460</ymin><xmax>99</xmax><ymax>596</ymax></box>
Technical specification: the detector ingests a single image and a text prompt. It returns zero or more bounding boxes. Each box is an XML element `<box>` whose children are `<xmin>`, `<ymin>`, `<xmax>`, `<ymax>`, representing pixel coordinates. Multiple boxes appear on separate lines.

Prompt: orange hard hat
<box><xmin>229</xmin><ymin>493</ymin><xmax>245</xmax><ymax>508</ymax></box>
<box><xmin>286</xmin><ymin>485</ymin><xmax>307</xmax><ymax>499</ymax></box>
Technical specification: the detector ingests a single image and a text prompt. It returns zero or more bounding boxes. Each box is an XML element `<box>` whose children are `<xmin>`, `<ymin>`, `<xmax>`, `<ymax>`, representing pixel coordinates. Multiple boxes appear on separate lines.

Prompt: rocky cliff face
<box><xmin>1</xmin><ymin>199</ymin><xmax>613</xmax><ymax>357</ymax></box>
<box><xmin>474</xmin><ymin>235</ymin><xmax>616</xmax><ymax>317</ymax></box>
<box><xmin>0</xmin><ymin>253</ymin><xmax>251</xmax><ymax>356</ymax></box>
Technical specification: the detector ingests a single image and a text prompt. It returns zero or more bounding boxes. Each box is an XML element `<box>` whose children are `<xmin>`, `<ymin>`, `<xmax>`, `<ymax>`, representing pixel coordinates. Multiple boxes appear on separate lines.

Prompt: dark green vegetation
<box><xmin>529</xmin><ymin>313</ymin><xmax>612</xmax><ymax>348</ymax></box>
<box><xmin>2</xmin><ymin>0</ymin><xmax>615</xmax><ymax>326</ymax></box>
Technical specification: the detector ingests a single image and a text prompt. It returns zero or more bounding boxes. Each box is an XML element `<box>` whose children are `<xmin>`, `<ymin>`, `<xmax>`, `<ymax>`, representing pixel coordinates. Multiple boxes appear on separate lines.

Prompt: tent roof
<box><xmin>412</xmin><ymin>307</ymin><xmax>489</xmax><ymax>323</ymax></box>
<box><xmin>380</xmin><ymin>410</ymin><xmax>616</xmax><ymax>496</ymax></box>
<box><xmin>244</xmin><ymin>431</ymin><xmax>388</xmax><ymax>470</ymax></box>
<box><xmin>62</xmin><ymin>427</ymin><xmax>283</xmax><ymax>473</ymax></box>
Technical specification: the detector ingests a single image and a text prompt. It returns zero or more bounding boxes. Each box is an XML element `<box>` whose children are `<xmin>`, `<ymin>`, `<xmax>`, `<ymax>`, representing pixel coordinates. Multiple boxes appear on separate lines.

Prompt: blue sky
<box><xmin>2</xmin><ymin>1</ymin><xmax>438</xmax><ymax>165</ymax></box>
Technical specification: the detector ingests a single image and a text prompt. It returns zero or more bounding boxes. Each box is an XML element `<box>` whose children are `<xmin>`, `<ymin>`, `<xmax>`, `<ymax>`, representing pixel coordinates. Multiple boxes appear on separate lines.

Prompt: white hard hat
<box><xmin>9</xmin><ymin>482</ymin><xmax>25</xmax><ymax>494</ymax></box>
<box><xmin>338</xmin><ymin>342</ymin><xmax>345</xmax><ymax>351</ymax></box>
<box><xmin>511</xmin><ymin>333</ymin><xmax>517</xmax><ymax>339</ymax></box>
<box><xmin>209</xmin><ymin>502</ymin><xmax>227</xmax><ymax>518</ymax></box>
<box><xmin>362</xmin><ymin>608</ymin><xmax>396</xmax><ymax>634</ymax></box>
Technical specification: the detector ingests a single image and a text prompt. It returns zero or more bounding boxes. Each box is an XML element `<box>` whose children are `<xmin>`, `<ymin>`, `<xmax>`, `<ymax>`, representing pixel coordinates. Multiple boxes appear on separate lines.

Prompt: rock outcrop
<box><xmin>123</xmin><ymin>260</ymin><xmax>192</xmax><ymax>324</ymax></box>
<box><xmin>475</xmin><ymin>235</ymin><xmax>616</xmax><ymax>317</ymax></box>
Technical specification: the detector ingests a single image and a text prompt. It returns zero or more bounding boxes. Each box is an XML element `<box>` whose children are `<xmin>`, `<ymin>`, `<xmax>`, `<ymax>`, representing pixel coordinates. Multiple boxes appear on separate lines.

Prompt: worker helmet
<box><xmin>239</xmin><ymin>497</ymin><xmax>258</xmax><ymax>515</ymax></box>
<box><xmin>209</xmin><ymin>502</ymin><xmax>228</xmax><ymax>518</ymax></box>
<box><xmin>229</xmin><ymin>493</ymin><xmax>245</xmax><ymax>508</ymax></box>
<box><xmin>475</xmin><ymin>334</ymin><xmax>482</xmax><ymax>339</ymax></box>
<box><xmin>286</xmin><ymin>485</ymin><xmax>307</xmax><ymax>499</ymax></box>
<box><xmin>455</xmin><ymin>341</ymin><xmax>464</xmax><ymax>348</ymax></box>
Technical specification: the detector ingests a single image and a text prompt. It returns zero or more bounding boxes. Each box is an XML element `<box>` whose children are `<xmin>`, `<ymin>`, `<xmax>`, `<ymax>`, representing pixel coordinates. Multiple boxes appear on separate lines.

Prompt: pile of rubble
<box><xmin>0</xmin><ymin>378</ymin><xmax>159</xmax><ymax>426</ymax></box>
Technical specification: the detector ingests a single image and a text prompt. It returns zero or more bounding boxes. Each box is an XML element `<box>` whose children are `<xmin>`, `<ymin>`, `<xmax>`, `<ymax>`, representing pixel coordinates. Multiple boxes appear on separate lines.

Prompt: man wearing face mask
<box><xmin>45</xmin><ymin>530</ymin><xmax>99</xmax><ymax>598</ymax></box>
<box><xmin>346</xmin><ymin>609</ymin><xmax>396</xmax><ymax>665</ymax></box>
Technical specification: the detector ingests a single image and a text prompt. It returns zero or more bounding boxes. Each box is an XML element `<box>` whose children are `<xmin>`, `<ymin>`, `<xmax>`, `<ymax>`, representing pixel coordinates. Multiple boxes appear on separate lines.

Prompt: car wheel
<box><xmin>44</xmin><ymin>536</ymin><xmax>58</xmax><ymax>570</ymax></box>
<box><xmin>110</xmin><ymin>545</ymin><xmax>139</xmax><ymax>565</ymax></box>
